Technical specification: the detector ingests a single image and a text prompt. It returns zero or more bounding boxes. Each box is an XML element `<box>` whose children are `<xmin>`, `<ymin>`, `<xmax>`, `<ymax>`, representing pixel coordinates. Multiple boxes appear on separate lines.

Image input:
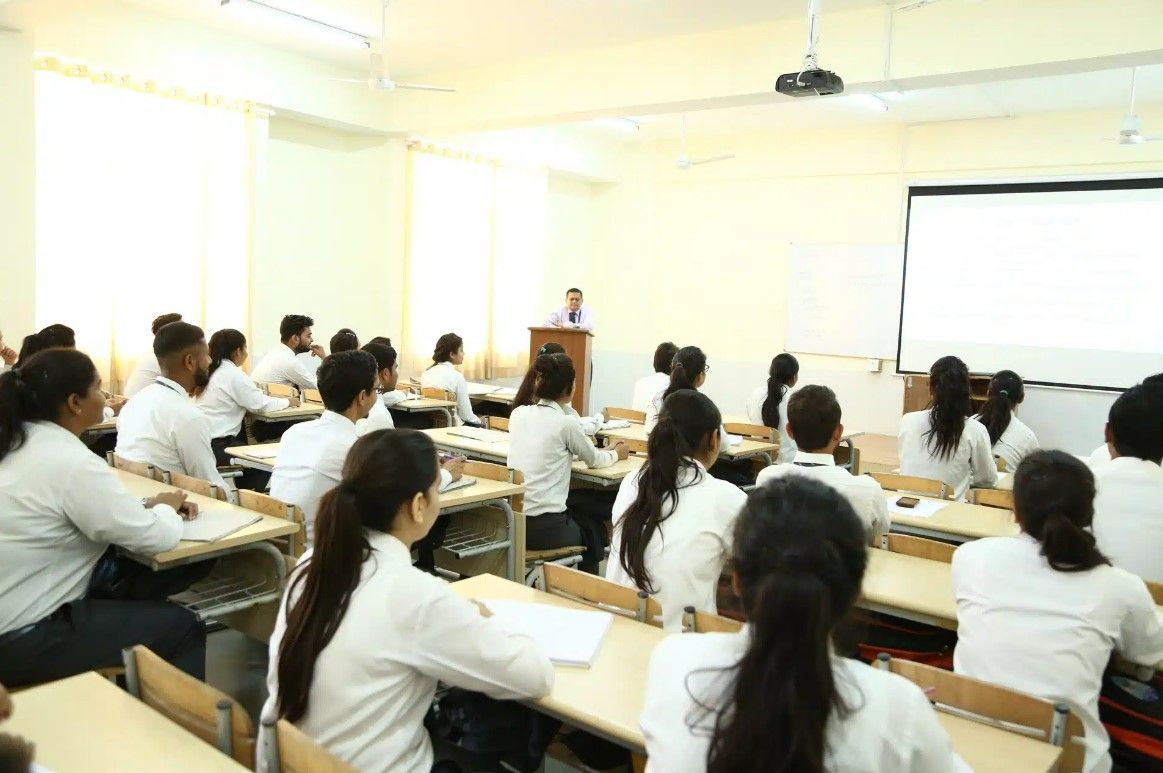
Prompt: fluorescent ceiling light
<box><xmin>593</xmin><ymin>117</ymin><xmax>641</xmax><ymax>133</ymax></box>
<box><xmin>219</xmin><ymin>0</ymin><xmax>370</xmax><ymax>50</ymax></box>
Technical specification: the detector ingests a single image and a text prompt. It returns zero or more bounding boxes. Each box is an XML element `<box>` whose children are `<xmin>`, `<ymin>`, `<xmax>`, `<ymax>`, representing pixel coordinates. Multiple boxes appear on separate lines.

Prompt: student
<box><xmin>329</xmin><ymin>328</ymin><xmax>359</xmax><ymax>354</ymax></box>
<box><xmin>508</xmin><ymin>353</ymin><xmax>628</xmax><ymax>573</ymax></box>
<box><xmin>631</xmin><ymin>341</ymin><xmax>677</xmax><ymax>413</ymax></box>
<box><xmin>0</xmin><ymin>349</ymin><xmax>205</xmax><ymax>688</ymax></box>
<box><xmin>972</xmin><ymin>369</ymin><xmax>1037</xmax><ymax>472</ymax></box>
<box><xmin>756</xmin><ymin>385</ymin><xmax>889</xmax><ymax>545</ymax></box>
<box><xmin>1092</xmin><ymin>383</ymin><xmax>1163</xmax><ymax>584</ymax></box>
<box><xmin>262</xmin><ymin>429</ymin><xmax>553</xmax><ymax>771</ymax></box>
<box><xmin>14</xmin><ymin>323</ymin><xmax>75</xmax><ymax>367</ymax></box>
<box><xmin>645</xmin><ymin>346</ymin><xmax>711</xmax><ymax>432</ymax></box>
<box><xmin>250</xmin><ymin>314</ymin><xmax>324</xmax><ymax>391</ymax></box>
<box><xmin>953</xmin><ymin>450</ymin><xmax>1163</xmax><ymax>773</ymax></box>
<box><xmin>607</xmin><ymin>390</ymin><xmax>745</xmax><ymax>631</ymax></box>
<box><xmin>198</xmin><ymin>329</ymin><xmax>295</xmax><ymax>465</ymax></box>
<box><xmin>746</xmin><ymin>353</ymin><xmax>800</xmax><ymax>464</ymax></box>
<box><xmin>898</xmin><ymin>355</ymin><xmax>996</xmax><ymax>499</ymax></box>
<box><xmin>1088</xmin><ymin>372</ymin><xmax>1163</xmax><ymax>470</ymax></box>
<box><xmin>513</xmin><ymin>342</ymin><xmax>565</xmax><ymax>409</ymax></box>
<box><xmin>124</xmin><ymin>313</ymin><xmax>183</xmax><ymax>397</ymax></box>
<box><xmin>420</xmin><ymin>332</ymin><xmax>482</xmax><ymax>427</ymax></box>
<box><xmin>355</xmin><ymin>341</ymin><xmax>410</xmax><ymax>436</ymax></box>
<box><xmin>641</xmin><ymin>477</ymin><xmax>965</xmax><ymax>773</ymax></box>
<box><xmin>115</xmin><ymin>322</ymin><xmax>227</xmax><ymax>491</ymax></box>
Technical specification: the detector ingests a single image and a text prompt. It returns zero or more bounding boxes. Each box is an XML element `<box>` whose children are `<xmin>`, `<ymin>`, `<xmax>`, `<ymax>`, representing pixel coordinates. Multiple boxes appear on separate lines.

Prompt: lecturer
<box><xmin>544</xmin><ymin>287</ymin><xmax>594</xmax><ymax>331</ymax></box>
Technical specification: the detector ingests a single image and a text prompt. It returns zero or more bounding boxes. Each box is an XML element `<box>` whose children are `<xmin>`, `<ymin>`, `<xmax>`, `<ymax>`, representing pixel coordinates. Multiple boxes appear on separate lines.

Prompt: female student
<box><xmin>420</xmin><ymin>332</ymin><xmax>482</xmax><ymax>427</ymax></box>
<box><xmin>198</xmin><ymin>329</ymin><xmax>294</xmax><ymax>464</ymax></box>
<box><xmin>645</xmin><ymin>346</ymin><xmax>713</xmax><ymax>431</ymax></box>
<box><xmin>512</xmin><ymin>342</ymin><xmax>565</xmax><ymax>409</ymax></box>
<box><xmin>952</xmin><ymin>451</ymin><xmax>1163</xmax><ymax>773</ymax></box>
<box><xmin>641</xmin><ymin>477</ymin><xmax>966</xmax><ymax>772</ymax></box>
<box><xmin>263</xmin><ymin>429</ymin><xmax>553</xmax><ymax>772</ymax></box>
<box><xmin>746</xmin><ymin>352</ymin><xmax>799</xmax><ymax>464</ymax></box>
<box><xmin>607</xmin><ymin>390</ymin><xmax>745</xmax><ymax>631</ymax></box>
<box><xmin>508</xmin><ymin>353</ymin><xmax>629</xmax><ymax>573</ymax></box>
<box><xmin>898</xmin><ymin>355</ymin><xmax>997</xmax><ymax>499</ymax></box>
<box><xmin>0</xmin><ymin>348</ymin><xmax>205</xmax><ymax>688</ymax></box>
<box><xmin>972</xmin><ymin>369</ymin><xmax>1037</xmax><ymax>472</ymax></box>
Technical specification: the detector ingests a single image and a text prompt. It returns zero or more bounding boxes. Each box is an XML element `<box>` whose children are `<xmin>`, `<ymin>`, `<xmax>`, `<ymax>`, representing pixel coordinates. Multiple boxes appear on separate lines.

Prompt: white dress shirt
<box><xmin>745</xmin><ymin>384</ymin><xmax>796</xmax><ymax>464</ymax></box>
<box><xmin>0</xmin><ymin>421</ymin><xmax>182</xmax><ymax>635</ymax></box>
<box><xmin>250</xmin><ymin>343</ymin><xmax>318</xmax><ymax>391</ymax></box>
<box><xmin>606</xmin><ymin>460</ymin><xmax>745</xmax><ymax>631</ymax></box>
<box><xmin>197</xmin><ymin>360</ymin><xmax>290</xmax><ymax>439</ymax></box>
<box><xmin>116</xmin><ymin>377</ymin><xmax>227</xmax><ymax>489</ymax></box>
<box><xmin>269</xmin><ymin>411</ymin><xmax>358</xmax><ymax>546</ymax></box>
<box><xmin>261</xmin><ymin>531</ymin><xmax>553</xmax><ymax>773</ymax></box>
<box><xmin>508</xmin><ymin>400</ymin><xmax>617</xmax><ymax>516</ymax></box>
<box><xmin>972</xmin><ymin>411</ymin><xmax>1038</xmax><ymax>472</ymax></box>
<box><xmin>953</xmin><ymin>534</ymin><xmax>1163</xmax><ymax>773</ymax></box>
<box><xmin>631</xmin><ymin>372</ymin><xmax>670</xmax><ymax>414</ymax></box>
<box><xmin>1093</xmin><ymin>456</ymin><xmax>1163</xmax><ymax>584</ymax></box>
<box><xmin>420</xmin><ymin>361</ymin><xmax>480</xmax><ymax>426</ymax></box>
<box><xmin>123</xmin><ymin>348</ymin><xmax>161</xmax><ymax>398</ymax></box>
<box><xmin>356</xmin><ymin>395</ymin><xmax>395</xmax><ymax>435</ymax></box>
<box><xmin>543</xmin><ymin>305</ymin><xmax>594</xmax><ymax>331</ymax></box>
<box><xmin>1088</xmin><ymin>442</ymin><xmax>1112</xmax><ymax>471</ymax></box>
<box><xmin>645</xmin><ymin>389</ymin><xmax>733</xmax><ymax>453</ymax></box>
<box><xmin>641</xmin><ymin>629</ymin><xmax>968</xmax><ymax>773</ymax></box>
<box><xmin>898</xmin><ymin>410</ymin><xmax>997</xmax><ymax>499</ymax></box>
<box><xmin>756</xmin><ymin>451</ymin><xmax>890</xmax><ymax>545</ymax></box>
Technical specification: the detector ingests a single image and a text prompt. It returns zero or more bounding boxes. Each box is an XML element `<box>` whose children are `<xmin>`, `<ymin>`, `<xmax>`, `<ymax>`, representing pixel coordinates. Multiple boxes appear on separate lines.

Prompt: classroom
<box><xmin>1</xmin><ymin>0</ymin><xmax>1162</xmax><ymax>771</ymax></box>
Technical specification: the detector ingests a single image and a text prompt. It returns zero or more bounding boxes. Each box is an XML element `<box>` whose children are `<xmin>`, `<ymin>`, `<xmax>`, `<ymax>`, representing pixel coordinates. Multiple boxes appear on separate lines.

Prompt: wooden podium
<box><xmin>528</xmin><ymin>326</ymin><xmax>593</xmax><ymax>414</ymax></box>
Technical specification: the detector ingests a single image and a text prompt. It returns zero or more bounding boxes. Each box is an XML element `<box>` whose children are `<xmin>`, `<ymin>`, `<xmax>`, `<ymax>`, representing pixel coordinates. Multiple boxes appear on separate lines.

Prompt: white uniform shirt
<box><xmin>250</xmin><ymin>343</ymin><xmax>318</xmax><ymax>391</ymax></box>
<box><xmin>508</xmin><ymin>400</ymin><xmax>617</xmax><ymax>516</ymax></box>
<box><xmin>898</xmin><ymin>410</ymin><xmax>997</xmax><ymax>499</ymax></box>
<box><xmin>420</xmin><ymin>361</ymin><xmax>480</xmax><ymax>426</ymax></box>
<box><xmin>269</xmin><ymin>411</ymin><xmax>358</xmax><ymax>546</ymax></box>
<box><xmin>746</xmin><ymin>384</ymin><xmax>796</xmax><ymax>464</ymax></box>
<box><xmin>1088</xmin><ymin>443</ymin><xmax>1112</xmax><ymax>471</ymax></box>
<box><xmin>756</xmin><ymin>451</ymin><xmax>890</xmax><ymax>545</ymax></box>
<box><xmin>631</xmin><ymin>372</ymin><xmax>669</xmax><ymax>413</ymax></box>
<box><xmin>356</xmin><ymin>395</ymin><xmax>395</xmax><ymax>436</ymax></box>
<box><xmin>973</xmin><ymin>411</ymin><xmax>1038</xmax><ymax>472</ymax></box>
<box><xmin>953</xmin><ymin>534</ymin><xmax>1163</xmax><ymax>773</ymax></box>
<box><xmin>116</xmin><ymin>377</ymin><xmax>227</xmax><ymax>489</ymax></box>
<box><xmin>0</xmin><ymin>421</ymin><xmax>182</xmax><ymax>634</ymax></box>
<box><xmin>123</xmin><ymin>348</ymin><xmax>161</xmax><ymax>397</ymax></box>
<box><xmin>261</xmin><ymin>532</ymin><xmax>553</xmax><ymax>773</ymax></box>
<box><xmin>645</xmin><ymin>389</ymin><xmax>733</xmax><ymax>453</ymax></box>
<box><xmin>543</xmin><ymin>305</ymin><xmax>594</xmax><ymax>330</ymax></box>
<box><xmin>1093</xmin><ymin>456</ymin><xmax>1163</xmax><ymax>584</ymax></box>
<box><xmin>197</xmin><ymin>360</ymin><xmax>290</xmax><ymax>439</ymax></box>
<box><xmin>606</xmin><ymin>460</ymin><xmax>744</xmax><ymax>631</ymax></box>
<box><xmin>641</xmin><ymin>629</ymin><xmax>968</xmax><ymax>773</ymax></box>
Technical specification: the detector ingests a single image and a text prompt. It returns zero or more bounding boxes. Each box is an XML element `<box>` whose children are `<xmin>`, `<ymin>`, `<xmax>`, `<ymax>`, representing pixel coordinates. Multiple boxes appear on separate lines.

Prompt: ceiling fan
<box><xmin>675</xmin><ymin>115</ymin><xmax>734</xmax><ymax>170</ymax></box>
<box><xmin>1108</xmin><ymin>68</ymin><xmax>1162</xmax><ymax>146</ymax></box>
<box><xmin>329</xmin><ymin>1</ymin><xmax>454</xmax><ymax>93</ymax></box>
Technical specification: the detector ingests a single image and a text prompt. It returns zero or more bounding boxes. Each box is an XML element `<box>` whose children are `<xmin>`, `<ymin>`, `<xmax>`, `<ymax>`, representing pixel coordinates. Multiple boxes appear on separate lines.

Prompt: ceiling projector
<box><xmin>775</xmin><ymin>69</ymin><xmax>845</xmax><ymax>97</ymax></box>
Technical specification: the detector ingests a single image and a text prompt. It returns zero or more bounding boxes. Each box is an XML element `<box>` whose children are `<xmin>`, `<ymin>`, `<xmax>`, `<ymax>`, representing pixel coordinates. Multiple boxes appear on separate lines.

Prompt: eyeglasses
<box><xmin>703</xmin><ymin>364</ymin><xmax>711</xmax><ymax>374</ymax></box>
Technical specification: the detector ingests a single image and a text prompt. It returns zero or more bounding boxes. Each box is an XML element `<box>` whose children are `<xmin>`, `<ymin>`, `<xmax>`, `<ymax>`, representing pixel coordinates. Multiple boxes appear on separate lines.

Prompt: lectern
<box><xmin>528</xmin><ymin>326</ymin><xmax>593</xmax><ymax>414</ymax></box>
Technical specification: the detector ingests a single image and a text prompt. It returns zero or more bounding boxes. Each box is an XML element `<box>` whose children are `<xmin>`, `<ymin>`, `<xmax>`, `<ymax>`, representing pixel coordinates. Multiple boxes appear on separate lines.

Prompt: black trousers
<box><xmin>527</xmin><ymin>506</ymin><xmax>609</xmax><ymax>575</ymax></box>
<box><xmin>212</xmin><ymin>432</ymin><xmax>270</xmax><ymax>491</ymax></box>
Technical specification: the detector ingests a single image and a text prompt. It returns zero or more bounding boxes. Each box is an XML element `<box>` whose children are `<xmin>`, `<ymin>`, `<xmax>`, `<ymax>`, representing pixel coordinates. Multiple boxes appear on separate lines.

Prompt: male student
<box><xmin>1088</xmin><ymin>372</ymin><xmax>1163</xmax><ymax>470</ymax></box>
<box><xmin>632</xmin><ymin>341</ymin><xmax>677</xmax><ymax>412</ymax></box>
<box><xmin>250</xmin><ymin>314</ymin><xmax>325</xmax><ymax>391</ymax></box>
<box><xmin>125</xmin><ymin>313</ymin><xmax>183</xmax><ymax>397</ymax></box>
<box><xmin>755</xmin><ymin>385</ymin><xmax>889</xmax><ymax>545</ymax></box>
<box><xmin>1092</xmin><ymin>382</ymin><xmax>1163</xmax><ymax>584</ymax></box>
<box><xmin>329</xmin><ymin>328</ymin><xmax>359</xmax><ymax>354</ymax></box>
<box><xmin>116</xmin><ymin>321</ymin><xmax>228</xmax><ymax>490</ymax></box>
<box><xmin>544</xmin><ymin>288</ymin><xmax>594</xmax><ymax>331</ymax></box>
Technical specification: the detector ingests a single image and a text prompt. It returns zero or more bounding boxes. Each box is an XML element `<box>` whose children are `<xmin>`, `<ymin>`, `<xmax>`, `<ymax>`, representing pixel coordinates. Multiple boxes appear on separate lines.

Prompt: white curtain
<box><xmin>35</xmin><ymin>65</ymin><xmax>258</xmax><ymax>390</ymax></box>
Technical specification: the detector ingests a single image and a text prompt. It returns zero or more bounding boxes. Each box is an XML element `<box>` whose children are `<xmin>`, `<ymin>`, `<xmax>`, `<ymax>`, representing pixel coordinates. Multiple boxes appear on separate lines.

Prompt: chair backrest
<box><xmin>238</xmin><ymin>489</ymin><xmax>306</xmax><ymax>558</ymax></box>
<box><xmin>869</xmin><ymin>472</ymin><xmax>950</xmax><ymax>499</ymax></box>
<box><xmin>832</xmin><ymin>441</ymin><xmax>861</xmax><ymax>474</ymax></box>
<box><xmin>123</xmin><ymin>645</ymin><xmax>255</xmax><ymax>767</ymax></box>
<box><xmin>261</xmin><ymin>718</ymin><xmax>356</xmax><ymax>773</ymax></box>
<box><xmin>262</xmin><ymin>383</ymin><xmax>298</xmax><ymax>400</ymax></box>
<box><xmin>301</xmin><ymin>388</ymin><xmax>322</xmax><ymax>404</ymax></box>
<box><xmin>422</xmin><ymin>386</ymin><xmax>454</xmax><ymax>402</ymax></box>
<box><xmin>970</xmin><ymin>487</ymin><xmax>1014</xmax><ymax>510</ymax></box>
<box><xmin>1147</xmin><ymin>580</ymin><xmax>1163</xmax><ymax>606</ymax></box>
<box><xmin>542</xmin><ymin>563</ymin><xmax>663</xmax><ymax>627</ymax></box>
<box><xmin>162</xmin><ymin>471</ymin><xmax>227</xmax><ymax>501</ymax></box>
<box><xmin>459</xmin><ymin>461</ymin><xmax>524</xmax><ymax>512</ymax></box>
<box><xmin>484</xmin><ymin>416</ymin><xmax>510</xmax><ymax>432</ymax></box>
<box><xmin>615</xmin><ymin>437</ymin><xmax>648</xmax><ymax>455</ymax></box>
<box><xmin>107</xmin><ymin>452</ymin><xmax>162</xmax><ymax>481</ymax></box>
<box><xmin>606</xmin><ymin>407</ymin><xmax>646</xmax><ymax>424</ymax></box>
<box><xmin>681</xmin><ymin>605</ymin><xmax>743</xmax><ymax>634</ymax></box>
<box><xmin>879</xmin><ymin>655</ymin><xmax>1085</xmax><ymax>773</ymax></box>
<box><xmin>723</xmin><ymin>422</ymin><xmax>777</xmax><ymax>443</ymax></box>
<box><xmin>883</xmin><ymin>533</ymin><xmax>957</xmax><ymax>564</ymax></box>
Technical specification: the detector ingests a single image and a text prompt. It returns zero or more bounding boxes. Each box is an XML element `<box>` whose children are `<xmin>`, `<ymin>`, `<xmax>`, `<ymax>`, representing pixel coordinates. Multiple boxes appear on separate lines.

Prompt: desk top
<box><xmin>937</xmin><ymin>713</ymin><xmax>1061</xmax><ymax>772</ymax></box>
<box><xmin>395</xmin><ymin>396</ymin><xmax>457</xmax><ymax>410</ymax></box>
<box><xmin>598</xmin><ymin>423</ymin><xmax>778</xmax><ymax>460</ymax></box>
<box><xmin>890</xmin><ymin>495</ymin><xmax>1019</xmax><ymax>540</ymax></box>
<box><xmin>7</xmin><ymin>672</ymin><xmax>248</xmax><ymax>772</ymax></box>
<box><xmin>424</xmin><ymin>428</ymin><xmax>645</xmax><ymax>484</ymax></box>
<box><xmin>252</xmin><ymin>404</ymin><xmax>323</xmax><ymax>421</ymax></box>
<box><xmin>85</xmin><ymin>419</ymin><xmax>117</xmax><ymax>433</ymax></box>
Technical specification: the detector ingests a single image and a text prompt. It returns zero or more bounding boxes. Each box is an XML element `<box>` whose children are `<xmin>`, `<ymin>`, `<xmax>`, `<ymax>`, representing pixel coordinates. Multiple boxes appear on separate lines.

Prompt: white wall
<box><xmin>0</xmin><ymin>30</ymin><xmax>36</xmax><ymax>341</ymax></box>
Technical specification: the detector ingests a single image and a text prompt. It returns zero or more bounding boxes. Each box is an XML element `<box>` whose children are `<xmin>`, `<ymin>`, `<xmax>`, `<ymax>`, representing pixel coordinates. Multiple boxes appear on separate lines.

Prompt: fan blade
<box><xmin>690</xmin><ymin>154</ymin><xmax>736</xmax><ymax>166</ymax></box>
<box><xmin>394</xmin><ymin>83</ymin><xmax>457</xmax><ymax>93</ymax></box>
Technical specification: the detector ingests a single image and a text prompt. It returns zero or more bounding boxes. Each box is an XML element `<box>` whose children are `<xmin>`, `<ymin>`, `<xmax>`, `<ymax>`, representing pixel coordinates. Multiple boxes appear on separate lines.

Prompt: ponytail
<box><xmin>1013</xmin><ymin>450</ymin><xmax>1109</xmax><ymax>573</ymax></box>
<box><xmin>0</xmin><ymin>349</ymin><xmax>99</xmax><ymax>464</ymax></box>
<box><xmin>977</xmin><ymin>370</ymin><xmax>1024</xmax><ymax>444</ymax></box>
<box><xmin>924</xmin><ymin>355</ymin><xmax>972</xmax><ymax>461</ymax></box>
<box><xmin>207</xmin><ymin>329</ymin><xmax>246</xmax><ymax>381</ymax></box>
<box><xmin>531</xmin><ymin>353</ymin><xmax>575</xmax><ymax>402</ymax></box>
<box><xmin>663</xmin><ymin>346</ymin><xmax>707</xmax><ymax>401</ymax></box>
<box><xmin>617</xmin><ymin>390</ymin><xmax>721</xmax><ymax>594</ymax></box>
<box><xmin>514</xmin><ymin>343</ymin><xmax>566</xmax><ymax>408</ymax></box>
<box><xmin>760</xmin><ymin>353</ymin><xmax>799</xmax><ymax>429</ymax></box>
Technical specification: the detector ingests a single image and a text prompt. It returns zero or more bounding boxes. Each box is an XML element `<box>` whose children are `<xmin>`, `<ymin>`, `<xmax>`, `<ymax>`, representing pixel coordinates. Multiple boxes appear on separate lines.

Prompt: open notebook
<box><xmin>181</xmin><ymin>508</ymin><xmax>262</xmax><ymax>542</ymax></box>
<box><xmin>483</xmin><ymin>599</ymin><xmax>614</xmax><ymax>668</ymax></box>
<box><xmin>440</xmin><ymin>477</ymin><xmax>477</xmax><ymax>494</ymax></box>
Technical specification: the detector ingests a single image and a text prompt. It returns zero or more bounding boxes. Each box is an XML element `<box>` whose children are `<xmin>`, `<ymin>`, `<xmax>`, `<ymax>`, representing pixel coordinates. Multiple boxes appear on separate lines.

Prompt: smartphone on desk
<box><xmin>896</xmin><ymin>496</ymin><xmax>921</xmax><ymax>509</ymax></box>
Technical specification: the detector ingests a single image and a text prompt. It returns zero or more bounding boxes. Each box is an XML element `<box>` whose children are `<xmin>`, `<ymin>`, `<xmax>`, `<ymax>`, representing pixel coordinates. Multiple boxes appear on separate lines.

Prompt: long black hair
<box><xmin>207</xmin><ymin>329</ymin><xmax>246</xmax><ymax>381</ymax></box>
<box><xmin>276</xmin><ymin>429</ymin><xmax>440</xmax><ymax>723</ymax></box>
<box><xmin>513</xmin><ymin>342</ymin><xmax>565</xmax><ymax>409</ymax></box>
<box><xmin>699</xmin><ymin>477</ymin><xmax>867</xmax><ymax>773</ymax></box>
<box><xmin>15</xmin><ymin>324</ymin><xmax>76</xmax><ymax>367</ymax></box>
<box><xmin>977</xmin><ymin>369</ymin><xmax>1024</xmax><ymax>444</ymax></box>
<box><xmin>617</xmin><ymin>390</ymin><xmax>721</xmax><ymax>594</ymax></box>
<box><xmin>663</xmin><ymin>346</ymin><xmax>707</xmax><ymax>401</ymax></box>
<box><xmin>760</xmin><ymin>353</ymin><xmax>799</xmax><ymax>429</ymax></box>
<box><xmin>430</xmin><ymin>333</ymin><xmax>463</xmax><ymax>367</ymax></box>
<box><xmin>924</xmin><ymin>355</ymin><xmax>973</xmax><ymax>461</ymax></box>
<box><xmin>1013</xmin><ymin>450</ymin><xmax>1108</xmax><ymax>573</ymax></box>
<box><xmin>531</xmin><ymin>353</ymin><xmax>575</xmax><ymax>402</ymax></box>
<box><xmin>0</xmin><ymin>349</ymin><xmax>99</xmax><ymax>463</ymax></box>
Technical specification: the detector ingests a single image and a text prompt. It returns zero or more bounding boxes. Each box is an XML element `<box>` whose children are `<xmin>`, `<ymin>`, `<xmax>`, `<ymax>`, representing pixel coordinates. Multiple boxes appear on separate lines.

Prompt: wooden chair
<box><xmin>122</xmin><ymin>645</ymin><xmax>255</xmax><ymax>767</ymax></box>
<box><xmin>723</xmin><ymin>421</ymin><xmax>777</xmax><ymax>443</ymax></box>
<box><xmin>970</xmin><ymin>487</ymin><xmax>1014</xmax><ymax>510</ymax></box>
<box><xmin>238</xmin><ymin>489</ymin><xmax>306</xmax><ymax>558</ymax></box>
<box><xmin>833</xmin><ymin>440</ymin><xmax>861</xmax><ymax>474</ymax></box>
<box><xmin>260</xmin><ymin>717</ymin><xmax>356</xmax><ymax>773</ymax></box>
<box><xmin>261</xmin><ymin>382</ymin><xmax>298</xmax><ymax>400</ymax></box>
<box><xmin>107</xmin><ymin>452</ymin><xmax>162</xmax><ymax>481</ymax></box>
<box><xmin>869</xmin><ymin>471</ymin><xmax>950</xmax><ymax>499</ymax></box>
<box><xmin>525</xmin><ymin>548</ymin><xmax>586</xmax><ymax>585</ymax></box>
<box><xmin>422</xmin><ymin>386</ymin><xmax>455</xmax><ymax>402</ymax></box>
<box><xmin>613</xmin><ymin>436</ymin><xmax>648</xmax><ymax>455</ymax></box>
<box><xmin>541</xmin><ymin>563</ymin><xmax>663</xmax><ymax>627</ymax></box>
<box><xmin>484</xmin><ymin>415</ymin><xmax>510</xmax><ymax>432</ymax></box>
<box><xmin>681</xmin><ymin>605</ymin><xmax>743</xmax><ymax>634</ymax></box>
<box><xmin>1146</xmin><ymin>580</ymin><xmax>1163</xmax><ymax>606</ymax></box>
<box><xmin>461</xmin><ymin>461</ymin><xmax>523</xmax><ymax>511</ymax></box>
<box><xmin>301</xmin><ymin>388</ymin><xmax>322</xmax><ymax>404</ymax></box>
<box><xmin>162</xmin><ymin>470</ymin><xmax>228</xmax><ymax>502</ymax></box>
<box><xmin>605</xmin><ymin>407</ymin><xmax>646</xmax><ymax>424</ymax></box>
<box><xmin>881</xmin><ymin>533</ymin><xmax>957</xmax><ymax>563</ymax></box>
<box><xmin>876</xmin><ymin>654</ymin><xmax>1085</xmax><ymax>773</ymax></box>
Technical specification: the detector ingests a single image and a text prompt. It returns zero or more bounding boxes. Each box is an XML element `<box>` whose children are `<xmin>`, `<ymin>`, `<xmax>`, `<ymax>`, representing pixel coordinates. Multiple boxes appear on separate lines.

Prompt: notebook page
<box><xmin>483</xmin><ymin>599</ymin><xmax>614</xmax><ymax>668</ymax></box>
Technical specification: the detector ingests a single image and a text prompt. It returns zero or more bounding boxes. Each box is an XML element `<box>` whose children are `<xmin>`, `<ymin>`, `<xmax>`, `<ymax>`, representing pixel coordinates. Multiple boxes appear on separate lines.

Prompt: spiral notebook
<box><xmin>483</xmin><ymin>599</ymin><xmax>613</xmax><ymax>668</ymax></box>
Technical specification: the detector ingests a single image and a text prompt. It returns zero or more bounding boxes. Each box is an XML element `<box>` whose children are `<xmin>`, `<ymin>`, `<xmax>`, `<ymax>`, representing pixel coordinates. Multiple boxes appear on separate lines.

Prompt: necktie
<box><xmin>569</xmin><ymin>311</ymin><xmax>577</xmax><ymax>324</ymax></box>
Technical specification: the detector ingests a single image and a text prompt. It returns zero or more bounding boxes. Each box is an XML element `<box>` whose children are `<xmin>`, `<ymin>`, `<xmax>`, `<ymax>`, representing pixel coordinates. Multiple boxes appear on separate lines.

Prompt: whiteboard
<box><xmin>786</xmin><ymin>244</ymin><xmax>904</xmax><ymax>359</ymax></box>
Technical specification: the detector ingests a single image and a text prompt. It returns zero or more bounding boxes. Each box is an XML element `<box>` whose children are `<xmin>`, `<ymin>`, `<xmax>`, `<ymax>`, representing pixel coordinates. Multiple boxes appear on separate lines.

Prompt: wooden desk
<box><xmin>598</xmin><ymin>423</ymin><xmax>779</xmax><ymax>465</ymax></box>
<box><xmin>394</xmin><ymin>396</ymin><xmax>456</xmax><ymax>426</ymax></box>
<box><xmin>937</xmin><ymin>713</ymin><xmax>1061</xmax><ymax>772</ymax></box>
<box><xmin>7</xmin><ymin>672</ymin><xmax>248</xmax><ymax>772</ymax></box>
<box><xmin>888</xmin><ymin>493</ymin><xmax>1018</xmax><ymax>543</ymax></box>
<box><xmin>852</xmin><ymin>433</ymin><xmax>898</xmax><ymax>474</ymax></box>
<box><xmin>250</xmin><ymin>404</ymin><xmax>323</xmax><ymax>423</ymax></box>
<box><xmin>84</xmin><ymin>419</ymin><xmax>118</xmax><ymax>437</ymax></box>
<box><xmin>473</xmin><ymin>391</ymin><xmax>516</xmax><ymax>406</ymax></box>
